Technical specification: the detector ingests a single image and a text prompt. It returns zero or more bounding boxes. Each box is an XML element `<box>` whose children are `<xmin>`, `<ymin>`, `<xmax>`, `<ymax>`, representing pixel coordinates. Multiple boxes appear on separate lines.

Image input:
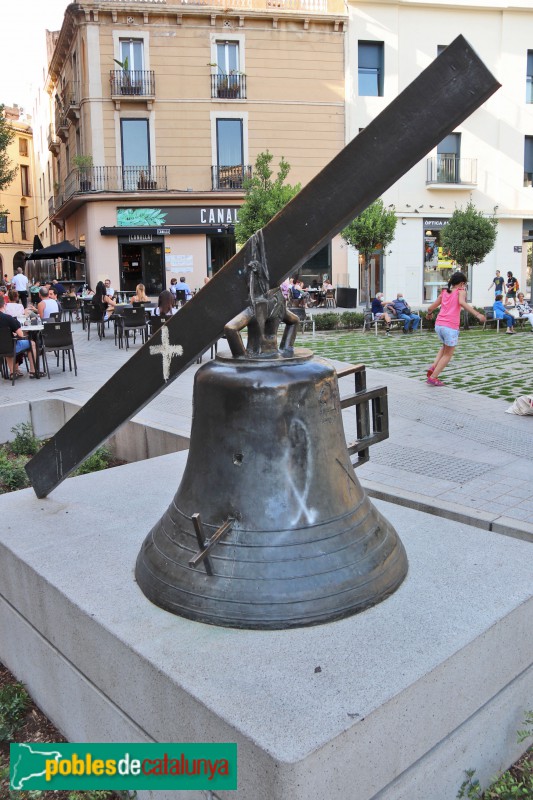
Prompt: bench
<box><xmin>364</xmin><ymin>311</ymin><xmax>423</xmax><ymax>336</ymax></box>
<box><xmin>482</xmin><ymin>307</ymin><xmax>528</xmax><ymax>332</ymax></box>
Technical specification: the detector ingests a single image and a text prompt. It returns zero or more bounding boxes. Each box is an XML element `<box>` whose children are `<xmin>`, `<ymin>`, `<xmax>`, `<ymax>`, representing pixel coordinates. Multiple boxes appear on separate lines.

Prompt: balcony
<box><xmin>62</xmin><ymin>165</ymin><xmax>168</xmax><ymax>201</ymax></box>
<box><xmin>212</xmin><ymin>164</ymin><xmax>252</xmax><ymax>190</ymax></box>
<box><xmin>47</xmin><ymin>124</ymin><xmax>60</xmax><ymax>156</ymax></box>
<box><xmin>178</xmin><ymin>0</ymin><xmax>345</xmax><ymax>13</ymax></box>
<box><xmin>211</xmin><ymin>73</ymin><xmax>246</xmax><ymax>99</ymax></box>
<box><xmin>426</xmin><ymin>156</ymin><xmax>477</xmax><ymax>187</ymax></box>
<box><xmin>64</xmin><ymin>81</ymin><xmax>81</xmax><ymax>121</ymax></box>
<box><xmin>110</xmin><ymin>70</ymin><xmax>156</xmax><ymax>105</ymax></box>
<box><xmin>55</xmin><ymin>109</ymin><xmax>70</xmax><ymax>142</ymax></box>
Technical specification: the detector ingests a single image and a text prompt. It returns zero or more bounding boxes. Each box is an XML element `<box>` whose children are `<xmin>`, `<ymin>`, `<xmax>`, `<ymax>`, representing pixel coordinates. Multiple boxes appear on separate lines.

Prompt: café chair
<box><xmin>87</xmin><ymin>306</ymin><xmax>106</xmax><ymax>340</ymax></box>
<box><xmin>0</xmin><ymin>327</ymin><xmax>18</xmax><ymax>385</ymax></box>
<box><xmin>59</xmin><ymin>295</ymin><xmax>79</xmax><ymax>324</ymax></box>
<box><xmin>42</xmin><ymin>321</ymin><xmax>77</xmax><ymax>378</ymax></box>
<box><xmin>117</xmin><ymin>307</ymin><xmax>148</xmax><ymax>350</ymax></box>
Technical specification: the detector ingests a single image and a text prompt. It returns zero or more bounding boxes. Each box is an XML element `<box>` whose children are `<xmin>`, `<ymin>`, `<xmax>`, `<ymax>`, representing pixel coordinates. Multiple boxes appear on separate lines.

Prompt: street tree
<box><xmin>0</xmin><ymin>105</ymin><xmax>18</xmax><ymax>195</ymax></box>
<box><xmin>341</xmin><ymin>199</ymin><xmax>397</xmax><ymax>308</ymax></box>
<box><xmin>441</xmin><ymin>200</ymin><xmax>498</xmax><ymax>275</ymax></box>
<box><xmin>234</xmin><ymin>151</ymin><xmax>301</xmax><ymax>246</ymax></box>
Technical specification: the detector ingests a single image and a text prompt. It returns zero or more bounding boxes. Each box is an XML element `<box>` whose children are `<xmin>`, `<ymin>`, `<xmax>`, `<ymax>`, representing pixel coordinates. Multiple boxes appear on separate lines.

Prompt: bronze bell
<box><xmin>136</xmin><ymin>242</ymin><xmax>408</xmax><ymax>629</ymax></box>
<box><xmin>136</xmin><ymin>350</ymin><xmax>408</xmax><ymax>629</ymax></box>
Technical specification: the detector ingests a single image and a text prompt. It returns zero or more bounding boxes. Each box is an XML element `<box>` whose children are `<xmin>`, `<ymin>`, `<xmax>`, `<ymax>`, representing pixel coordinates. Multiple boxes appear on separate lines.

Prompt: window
<box><xmin>526</xmin><ymin>50</ymin><xmax>533</xmax><ymax>103</ymax></box>
<box><xmin>0</xmin><ymin>215</ymin><xmax>7</xmax><ymax>234</ymax></box>
<box><xmin>121</xmin><ymin>118</ymin><xmax>150</xmax><ymax>190</ymax></box>
<box><xmin>358</xmin><ymin>41</ymin><xmax>384</xmax><ymax>96</ymax></box>
<box><xmin>525</xmin><ymin>136</ymin><xmax>533</xmax><ymax>187</ymax></box>
<box><xmin>437</xmin><ymin>133</ymin><xmax>461</xmax><ymax>182</ymax></box>
<box><xmin>120</xmin><ymin>38</ymin><xmax>144</xmax><ymax>71</ymax></box>
<box><xmin>20</xmin><ymin>165</ymin><xmax>31</xmax><ymax>196</ymax></box>
<box><xmin>216</xmin><ymin>41</ymin><xmax>239</xmax><ymax>75</ymax></box>
<box><xmin>20</xmin><ymin>207</ymin><xmax>27</xmax><ymax>239</ymax></box>
<box><xmin>19</xmin><ymin>137</ymin><xmax>28</xmax><ymax>157</ymax></box>
<box><xmin>215</xmin><ymin>118</ymin><xmax>244</xmax><ymax>188</ymax></box>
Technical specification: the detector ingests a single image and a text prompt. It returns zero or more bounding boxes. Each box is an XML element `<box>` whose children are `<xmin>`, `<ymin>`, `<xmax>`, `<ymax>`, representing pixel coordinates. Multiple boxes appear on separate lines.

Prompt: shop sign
<box><xmin>129</xmin><ymin>234</ymin><xmax>153</xmax><ymax>243</ymax></box>
<box><xmin>423</xmin><ymin>218</ymin><xmax>448</xmax><ymax>229</ymax></box>
<box><xmin>117</xmin><ymin>206</ymin><xmax>239</xmax><ymax>227</ymax></box>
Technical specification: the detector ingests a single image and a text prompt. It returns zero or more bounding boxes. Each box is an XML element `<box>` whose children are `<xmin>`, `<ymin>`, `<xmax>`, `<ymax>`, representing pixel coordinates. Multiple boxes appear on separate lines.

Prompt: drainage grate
<box><xmin>369</xmin><ymin>441</ymin><xmax>494</xmax><ymax>481</ymax></box>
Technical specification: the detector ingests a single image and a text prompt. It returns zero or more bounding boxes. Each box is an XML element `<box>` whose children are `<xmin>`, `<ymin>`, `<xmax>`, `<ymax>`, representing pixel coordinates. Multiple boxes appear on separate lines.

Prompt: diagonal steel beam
<box><xmin>27</xmin><ymin>35</ymin><xmax>499</xmax><ymax>498</ymax></box>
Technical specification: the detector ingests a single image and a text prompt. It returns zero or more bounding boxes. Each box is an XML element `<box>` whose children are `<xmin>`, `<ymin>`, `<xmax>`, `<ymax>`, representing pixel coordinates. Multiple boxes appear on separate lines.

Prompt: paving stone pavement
<box><xmin>1</xmin><ymin>318</ymin><xmax>532</xmax><ymax>536</ymax></box>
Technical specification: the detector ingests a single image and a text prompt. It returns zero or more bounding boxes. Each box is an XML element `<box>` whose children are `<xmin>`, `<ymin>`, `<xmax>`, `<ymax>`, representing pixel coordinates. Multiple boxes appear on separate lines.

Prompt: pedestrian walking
<box><xmin>488</xmin><ymin>269</ymin><xmax>505</xmax><ymax>297</ymax></box>
<box><xmin>425</xmin><ymin>272</ymin><xmax>486</xmax><ymax>386</ymax></box>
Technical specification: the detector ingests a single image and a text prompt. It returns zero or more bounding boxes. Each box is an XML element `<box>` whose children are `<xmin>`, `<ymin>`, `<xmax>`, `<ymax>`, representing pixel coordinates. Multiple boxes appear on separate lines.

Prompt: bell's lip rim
<box><xmin>216</xmin><ymin>347</ymin><xmax>315</xmax><ymax>365</ymax></box>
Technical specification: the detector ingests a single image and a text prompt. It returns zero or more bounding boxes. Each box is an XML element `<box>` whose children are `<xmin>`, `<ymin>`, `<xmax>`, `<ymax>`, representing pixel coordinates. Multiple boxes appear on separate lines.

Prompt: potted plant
<box><xmin>209</xmin><ymin>63</ymin><xmax>243</xmax><ymax>98</ymax></box>
<box><xmin>72</xmin><ymin>154</ymin><xmax>93</xmax><ymax>192</ymax></box>
<box><xmin>113</xmin><ymin>56</ymin><xmax>141</xmax><ymax>95</ymax></box>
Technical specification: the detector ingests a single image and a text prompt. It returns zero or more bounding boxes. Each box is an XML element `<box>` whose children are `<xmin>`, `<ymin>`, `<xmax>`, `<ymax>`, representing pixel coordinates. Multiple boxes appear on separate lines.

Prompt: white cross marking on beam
<box><xmin>149</xmin><ymin>326</ymin><xmax>183</xmax><ymax>381</ymax></box>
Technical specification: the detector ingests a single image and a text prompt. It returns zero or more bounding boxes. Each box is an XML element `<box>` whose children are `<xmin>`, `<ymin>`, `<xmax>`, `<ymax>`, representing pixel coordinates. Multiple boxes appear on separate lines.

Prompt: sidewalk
<box><xmin>1</xmin><ymin>320</ymin><xmax>532</xmax><ymax>539</ymax></box>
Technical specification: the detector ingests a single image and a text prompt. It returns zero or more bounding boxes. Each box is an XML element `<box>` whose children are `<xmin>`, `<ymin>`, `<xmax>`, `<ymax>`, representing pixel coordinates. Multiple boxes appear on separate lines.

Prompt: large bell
<box><xmin>135</xmin><ymin>348</ymin><xmax>408</xmax><ymax>629</ymax></box>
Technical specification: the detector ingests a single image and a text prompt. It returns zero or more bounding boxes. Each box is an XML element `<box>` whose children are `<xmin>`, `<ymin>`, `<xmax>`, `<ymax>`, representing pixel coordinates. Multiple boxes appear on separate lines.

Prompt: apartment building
<box><xmin>0</xmin><ymin>106</ymin><xmax>35</xmax><ymax>281</ymax></box>
<box><xmin>346</xmin><ymin>0</ymin><xmax>533</xmax><ymax>307</ymax></box>
<box><xmin>34</xmin><ymin>0</ymin><xmax>347</xmax><ymax>294</ymax></box>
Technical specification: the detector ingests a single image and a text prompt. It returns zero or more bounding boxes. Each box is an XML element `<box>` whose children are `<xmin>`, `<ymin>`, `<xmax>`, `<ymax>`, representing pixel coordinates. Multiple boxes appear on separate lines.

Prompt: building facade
<box><xmin>0</xmin><ymin>106</ymin><xmax>35</xmax><ymax>282</ymax></box>
<box><xmin>35</xmin><ymin>0</ymin><xmax>347</xmax><ymax>294</ymax></box>
<box><xmin>346</xmin><ymin>0</ymin><xmax>533</xmax><ymax>307</ymax></box>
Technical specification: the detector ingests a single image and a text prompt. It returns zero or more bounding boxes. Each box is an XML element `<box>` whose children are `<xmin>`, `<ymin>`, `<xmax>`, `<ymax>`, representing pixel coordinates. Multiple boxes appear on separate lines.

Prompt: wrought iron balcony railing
<box><xmin>110</xmin><ymin>70</ymin><xmax>156</xmax><ymax>97</ymax></box>
<box><xmin>212</xmin><ymin>164</ymin><xmax>252</xmax><ymax>190</ymax></box>
<box><xmin>426</xmin><ymin>156</ymin><xmax>477</xmax><ymax>185</ymax></box>
<box><xmin>524</xmin><ymin>172</ymin><xmax>533</xmax><ymax>188</ymax></box>
<box><xmin>47</xmin><ymin>124</ymin><xmax>60</xmax><ymax>155</ymax></box>
<box><xmin>62</xmin><ymin>165</ymin><xmax>167</xmax><ymax>200</ymax></box>
<box><xmin>179</xmin><ymin>0</ymin><xmax>345</xmax><ymax>12</ymax></box>
<box><xmin>211</xmin><ymin>73</ymin><xmax>246</xmax><ymax>99</ymax></box>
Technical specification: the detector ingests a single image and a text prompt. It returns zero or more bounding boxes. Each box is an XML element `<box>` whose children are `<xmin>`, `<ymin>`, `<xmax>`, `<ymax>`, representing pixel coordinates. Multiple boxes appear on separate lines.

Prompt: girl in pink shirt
<box><xmin>425</xmin><ymin>272</ymin><xmax>485</xmax><ymax>386</ymax></box>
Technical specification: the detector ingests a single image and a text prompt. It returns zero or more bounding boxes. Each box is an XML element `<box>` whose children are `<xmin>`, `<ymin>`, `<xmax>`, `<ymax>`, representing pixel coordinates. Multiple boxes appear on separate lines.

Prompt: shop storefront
<box><xmin>100</xmin><ymin>205</ymin><xmax>239</xmax><ymax>293</ymax></box>
<box><xmin>423</xmin><ymin>218</ymin><xmax>455</xmax><ymax>302</ymax></box>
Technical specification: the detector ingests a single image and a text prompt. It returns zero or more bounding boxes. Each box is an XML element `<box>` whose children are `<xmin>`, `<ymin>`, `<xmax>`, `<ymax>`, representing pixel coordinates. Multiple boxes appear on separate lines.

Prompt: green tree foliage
<box><xmin>441</xmin><ymin>200</ymin><xmax>497</xmax><ymax>271</ymax></box>
<box><xmin>341</xmin><ymin>199</ymin><xmax>397</xmax><ymax>307</ymax></box>
<box><xmin>0</xmin><ymin>105</ymin><xmax>18</xmax><ymax>194</ymax></box>
<box><xmin>234</xmin><ymin>151</ymin><xmax>301</xmax><ymax>245</ymax></box>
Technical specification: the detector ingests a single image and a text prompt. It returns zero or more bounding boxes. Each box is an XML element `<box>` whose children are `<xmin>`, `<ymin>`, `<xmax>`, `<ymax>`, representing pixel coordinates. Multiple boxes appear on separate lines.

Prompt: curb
<box><xmin>360</xmin><ymin>479</ymin><xmax>533</xmax><ymax>543</ymax></box>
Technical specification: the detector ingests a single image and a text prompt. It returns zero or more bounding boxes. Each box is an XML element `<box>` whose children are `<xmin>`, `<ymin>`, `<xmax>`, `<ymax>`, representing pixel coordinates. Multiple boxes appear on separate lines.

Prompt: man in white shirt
<box><xmin>104</xmin><ymin>279</ymin><xmax>115</xmax><ymax>297</ymax></box>
<box><xmin>11</xmin><ymin>267</ymin><xmax>29</xmax><ymax>308</ymax></box>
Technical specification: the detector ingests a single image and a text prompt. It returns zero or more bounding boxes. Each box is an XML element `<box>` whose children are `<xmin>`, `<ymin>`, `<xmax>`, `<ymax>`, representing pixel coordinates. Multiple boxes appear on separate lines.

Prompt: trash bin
<box><xmin>336</xmin><ymin>288</ymin><xmax>358</xmax><ymax>308</ymax></box>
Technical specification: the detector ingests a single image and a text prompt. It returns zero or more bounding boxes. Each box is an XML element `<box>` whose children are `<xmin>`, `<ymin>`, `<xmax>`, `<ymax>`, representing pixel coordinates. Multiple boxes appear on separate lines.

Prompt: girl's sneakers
<box><xmin>426</xmin><ymin>366</ymin><xmax>434</xmax><ymax>378</ymax></box>
<box><xmin>427</xmin><ymin>376</ymin><xmax>444</xmax><ymax>386</ymax></box>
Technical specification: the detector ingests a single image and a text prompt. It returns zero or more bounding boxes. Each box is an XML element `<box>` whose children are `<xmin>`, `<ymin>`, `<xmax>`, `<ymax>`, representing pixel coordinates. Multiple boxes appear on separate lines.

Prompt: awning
<box><xmin>25</xmin><ymin>241</ymin><xmax>84</xmax><ymax>260</ymax></box>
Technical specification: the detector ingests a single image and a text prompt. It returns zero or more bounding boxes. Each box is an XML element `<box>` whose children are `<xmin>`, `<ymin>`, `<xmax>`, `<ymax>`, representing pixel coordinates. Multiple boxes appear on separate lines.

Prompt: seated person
<box><xmin>37</xmin><ymin>287</ymin><xmax>60</xmax><ymax>320</ymax></box>
<box><xmin>153</xmin><ymin>290</ymin><xmax>177</xmax><ymax>318</ymax></box>
<box><xmin>4</xmin><ymin>289</ymin><xmax>26</xmax><ymax>318</ymax></box>
<box><xmin>280</xmin><ymin>277</ymin><xmax>292</xmax><ymax>300</ymax></box>
<box><xmin>92</xmin><ymin>281</ymin><xmax>116</xmax><ymax>320</ymax></box>
<box><xmin>169</xmin><ymin>277</ymin><xmax>178</xmax><ymax>298</ymax></box>
<box><xmin>104</xmin><ymin>278</ymin><xmax>115</xmax><ymax>298</ymax></box>
<box><xmin>371</xmin><ymin>293</ymin><xmax>393</xmax><ymax>333</ymax></box>
<box><xmin>390</xmin><ymin>293</ymin><xmax>420</xmax><ymax>333</ymax></box>
<box><xmin>0</xmin><ymin>294</ymin><xmax>39</xmax><ymax>378</ymax></box>
<box><xmin>290</xmin><ymin>279</ymin><xmax>305</xmax><ymax>306</ymax></box>
<box><xmin>493</xmin><ymin>294</ymin><xmax>515</xmax><ymax>334</ymax></box>
<box><xmin>52</xmin><ymin>279</ymin><xmax>66</xmax><ymax>297</ymax></box>
<box><xmin>178</xmin><ymin>276</ymin><xmax>192</xmax><ymax>300</ymax></box>
<box><xmin>516</xmin><ymin>293</ymin><xmax>533</xmax><ymax>329</ymax></box>
<box><xmin>130</xmin><ymin>283</ymin><xmax>150</xmax><ymax>304</ymax></box>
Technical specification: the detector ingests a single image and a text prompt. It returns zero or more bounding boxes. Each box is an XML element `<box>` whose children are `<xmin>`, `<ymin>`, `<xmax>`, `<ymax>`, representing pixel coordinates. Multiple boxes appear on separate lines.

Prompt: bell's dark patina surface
<box><xmin>136</xmin><ymin>348</ymin><xmax>408</xmax><ymax>628</ymax></box>
<box><xmin>135</xmin><ymin>237</ymin><xmax>408</xmax><ymax>629</ymax></box>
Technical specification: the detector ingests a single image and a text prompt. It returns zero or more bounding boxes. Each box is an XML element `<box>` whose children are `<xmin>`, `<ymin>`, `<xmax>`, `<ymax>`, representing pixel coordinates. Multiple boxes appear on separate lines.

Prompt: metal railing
<box><xmin>211</xmin><ymin>164</ymin><xmax>252</xmax><ymax>190</ymax></box>
<box><xmin>524</xmin><ymin>172</ymin><xmax>533</xmax><ymax>188</ymax></box>
<box><xmin>211</xmin><ymin>73</ymin><xmax>246</xmax><ymax>99</ymax></box>
<box><xmin>178</xmin><ymin>0</ymin><xmax>344</xmax><ymax>11</ymax></box>
<box><xmin>426</xmin><ymin>156</ymin><xmax>477</xmax><ymax>185</ymax></box>
<box><xmin>110</xmin><ymin>70</ymin><xmax>156</xmax><ymax>96</ymax></box>
<box><xmin>47</xmin><ymin>124</ymin><xmax>60</xmax><ymax>153</ymax></box>
<box><xmin>63</xmin><ymin>81</ymin><xmax>80</xmax><ymax>109</ymax></box>
<box><xmin>62</xmin><ymin>165</ymin><xmax>167</xmax><ymax>199</ymax></box>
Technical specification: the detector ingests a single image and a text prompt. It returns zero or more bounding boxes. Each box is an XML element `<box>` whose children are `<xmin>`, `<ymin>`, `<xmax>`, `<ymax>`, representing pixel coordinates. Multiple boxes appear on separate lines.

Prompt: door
<box><xmin>120</xmin><ymin>243</ymin><xmax>164</xmax><ymax>293</ymax></box>
<box><xmin>437</xmin><ymin>133</ymin><xmax>460</xmax><ymax>182</ymax></box>
<box><xmin>121</xmin><ymin>119</ymin><xmax>150</xmax><ymax>190</ymax></box>
<box><xmin>207</xmin><ymin>233</ymin><xmax>236</xmax><ymax>276</ymax></box>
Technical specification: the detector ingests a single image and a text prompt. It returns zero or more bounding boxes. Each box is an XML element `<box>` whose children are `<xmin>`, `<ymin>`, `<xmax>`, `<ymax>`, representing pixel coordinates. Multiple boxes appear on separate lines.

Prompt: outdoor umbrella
<box><xmin>25</xmin><ymin>241</ymin><xmax>83</xmax><ymax>260</ymax></box>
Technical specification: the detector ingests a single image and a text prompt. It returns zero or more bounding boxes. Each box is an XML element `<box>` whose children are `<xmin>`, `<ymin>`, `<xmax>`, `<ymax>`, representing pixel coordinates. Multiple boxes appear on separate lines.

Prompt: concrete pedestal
<box><xmin>0</xmin><ymin>451</ymin><xmax>531</xmax><ymax>800</ymax></box>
